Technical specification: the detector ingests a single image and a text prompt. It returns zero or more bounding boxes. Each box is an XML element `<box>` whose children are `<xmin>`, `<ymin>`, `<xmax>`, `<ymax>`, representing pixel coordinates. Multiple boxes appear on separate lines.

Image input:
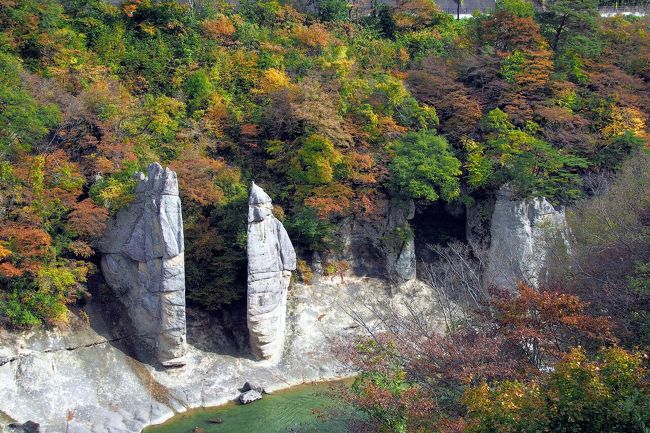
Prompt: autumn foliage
<box><xmin>1</xmin><ymin>0</ymin><xmax>649</xmax><ymax>333</ymax></box>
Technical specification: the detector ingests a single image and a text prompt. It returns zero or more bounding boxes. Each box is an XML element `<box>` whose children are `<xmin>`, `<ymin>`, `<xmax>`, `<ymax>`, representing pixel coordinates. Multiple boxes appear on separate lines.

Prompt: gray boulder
<box><xmin>241</xmin><ymin>381</ymin><xmax>264</xmax><ymax>393</ymax></box>
<box><xmin>239</xmin><ymin>389</ymin><xmax>263</xmax><ymax>404</ymax></box>
<box><xmin>247</xmin><ymin>182</ymin><xmax>296</xmax><ymax>362</ymax></box>
<box><xmin>484</xmin><ymin>186</ymin><xmax>570</xmax><ymax>291</ymax></box>
<box><xmin>99</xmin><ymin>163</ymin><xmax>187</xmax><ymax>366</ymax></box>
<box><xmin>7</xmin><ymin>421</ymin><xmax>40</xmax><ymax>433</ymax></box>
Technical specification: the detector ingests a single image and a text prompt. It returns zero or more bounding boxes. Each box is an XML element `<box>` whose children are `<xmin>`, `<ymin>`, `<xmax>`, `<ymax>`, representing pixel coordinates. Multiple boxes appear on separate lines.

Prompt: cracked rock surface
<box><xmin>246</xmin><ymin>182</ymin><xmax>296</xmax><ymax>362</ymax></box>
<box><xmin>0</xmin><ymin>276</ymin><xmax>445</xmax><ymax>433</ymax></box>
<box><xmin>485</xmin><ymin>185</ymin><xmax>571</xmax><ymax>291</ymax></box>
<box><xmin>99</xmin><ymin>163</ymin><xmax>186</xmax><ymax>366</ymax></box>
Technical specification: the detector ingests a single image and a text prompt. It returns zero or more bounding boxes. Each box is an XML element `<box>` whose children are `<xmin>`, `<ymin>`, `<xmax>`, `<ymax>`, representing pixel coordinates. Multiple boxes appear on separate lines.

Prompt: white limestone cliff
<box><xmin>247</xmin><ymin>182</ymin><xmax>296</xmax><ymax>362</ymax></box>
<box><xmin>484</xmin><ymin>186</ymin><xmax>570</xmax><ymax>291</ymax></box>
<box><xmin>98</xmin><ymin>162</ymin><xmax>186</xmax><ymax>367</ymax></box>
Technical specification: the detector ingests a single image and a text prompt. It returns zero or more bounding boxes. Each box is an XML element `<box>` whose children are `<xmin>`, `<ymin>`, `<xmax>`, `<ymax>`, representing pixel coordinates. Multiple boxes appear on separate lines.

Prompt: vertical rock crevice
<box><xmin>99</xmin><ymin>163</ymin><xmax>187</xmax><ymax>367</ymax></box>
<box><xmin>247</xmin><ymin>182</ymin><xmax>296</xmax><ymax>362</ymax></box>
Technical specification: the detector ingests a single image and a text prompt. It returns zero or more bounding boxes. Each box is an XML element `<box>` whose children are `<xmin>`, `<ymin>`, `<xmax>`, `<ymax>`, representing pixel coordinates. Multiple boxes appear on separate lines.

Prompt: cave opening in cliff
<box><xmin>411</xmin><ymin>201</ymin><xmax>467</xmax><ymax>264</ymax></box>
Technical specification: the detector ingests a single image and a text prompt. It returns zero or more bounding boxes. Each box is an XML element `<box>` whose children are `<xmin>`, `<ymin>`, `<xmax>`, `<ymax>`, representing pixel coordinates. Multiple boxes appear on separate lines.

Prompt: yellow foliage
<box><xmin>204</xmin><ymin>93</ymin><xmax>230</xmax><ymax>136</ymax></box>
<box><xmin>296</xmin><ymin>259</ymin><xmax>313</xmax><ymax>285</ymax></box>
<box><xmin>0</xmin><ymin>244</ymin><xmax>12</xmax><ymax>260</ymax></box>
<box><xmin>601</xmin><ymin>106</ymin><xmax>647</xmax><ymax>138</ymax></box>
<box><xmin>254</xmin><ymin>68</ymin><xmax>291</xmax><ymax>94</ymax></box>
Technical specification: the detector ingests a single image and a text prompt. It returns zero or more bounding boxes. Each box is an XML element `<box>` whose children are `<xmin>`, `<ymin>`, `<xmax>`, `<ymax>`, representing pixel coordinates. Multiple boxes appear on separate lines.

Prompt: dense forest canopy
<box><xmin>0</xmin><ymin>0</ymin><xmax>648</xmax><ymax>326</ymax></box>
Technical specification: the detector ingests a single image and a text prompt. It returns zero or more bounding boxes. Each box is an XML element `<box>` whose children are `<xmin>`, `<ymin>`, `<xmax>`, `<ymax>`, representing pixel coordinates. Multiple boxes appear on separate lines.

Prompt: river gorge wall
<box><xmin>0</xmin><ymin>276</ymin><xmax>442</xmax><ymax>433</ymax></box>
<box><xmin>0</xmin><ymin>170</ymin><xmax>571</xmax><ymax>432</ymax></box>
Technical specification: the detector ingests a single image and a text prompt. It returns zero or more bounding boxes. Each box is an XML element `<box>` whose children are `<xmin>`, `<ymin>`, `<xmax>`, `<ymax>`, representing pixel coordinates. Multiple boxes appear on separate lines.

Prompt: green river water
<box><xmin>143</xmin><ymin>381</ymin><xmax>356</xmax><ymax>433</ymax></box>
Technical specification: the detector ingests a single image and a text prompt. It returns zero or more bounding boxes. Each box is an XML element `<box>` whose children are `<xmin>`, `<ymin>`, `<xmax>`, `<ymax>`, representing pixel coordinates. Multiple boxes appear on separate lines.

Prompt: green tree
<box><xmin>184</xmin><ymin>70</ymin><xmax>214</xmax><ymax>114</ymax></box>
<box><xmin>464</xmin><ymin>347</ymin><xmax>650</xmax><ymax>433</ymax></box>
<box><xmin>466</xmin><ymin>109</ymin><xmax>588</xmax><ymax>202</ymax></box>
<box><xmin>292</xmin><ymin>134</ymin><xmax>343</xmax><ymax>186</ymax></box>
<box><xmin>0</xmin><ymin>53</ymin><xmax>61</xmax><ymax>158</ymax></box>
<box><xmin>537</xmin><ymin>0</ymin><xmax>602</xmax><ymax>81</ymax></box>
<box><xmin>495</xmin><ymin>0</ymin><xmax>536</xmax><ymax>18</ymax></box>
<box><xmin>310</xmin><ymin>0</ymin><xmax>350</xmax><ymax>22</ymax></box>
<box><xmin>389</xmin><ymin>131</ymin><xmax>461</xmax><ymax>202</ymax></box>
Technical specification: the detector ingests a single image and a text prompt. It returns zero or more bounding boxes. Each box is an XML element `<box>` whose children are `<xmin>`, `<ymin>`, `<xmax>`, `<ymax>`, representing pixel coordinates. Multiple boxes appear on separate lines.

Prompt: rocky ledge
<box><xmin>0</xmin><ymin>277</ymin><xmax>444</xmax><ymax>433</ymax></box>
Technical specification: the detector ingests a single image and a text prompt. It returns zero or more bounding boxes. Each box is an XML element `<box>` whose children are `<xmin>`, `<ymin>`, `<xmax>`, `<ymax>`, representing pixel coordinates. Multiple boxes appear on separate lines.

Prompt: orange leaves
<box><xmin>201</xmin><ymin>15</ymin><xmax>236</xmax><ymax>40</ymax></box>
<box><xmin>0</xmin><ymin>223</ymin><xmax>52</xmax><ymax>277</ymax></box>
<box><xmin>122</xmin><ymin>1</ymin><xmax>143</xmax><ymax>18</ymax></box>
<box><xmin>293</xmin><ymin>23</ymin><xmax>332</xmax><ymax>49</ymax></box>
<box><xmin>346</xmin><ymin>152</ymin><xmax>376</xmax><ymax>184</ymax></box>
<box><xmin>67</xmin><ymin>241</ymin><xmax>94</xmax><ymax>259</ymax></box>
<box><xmin>482</xmin><ymin>13</ymin><xmax>548</xmax><ymax>54</ymax></box>
<box><xmin>513</xmin><ymin>49</ymin><xmax>553</xmax><ymax>91</ymax></box>
<box><xmin>489</xmin><ymin>283</ymin><xmax>616</xmax><ymax>363</ymax></box>
<box><xmin>304</xmin><ymin>183</ymin><xmax>354</xmax><ymax>220</ymax></box>
<box><xmin>170</xmin><ymin>154</ymin><xmax>243</xmax><ymax>207</ymax></box>
<box><xmin>407</xmin><ymin>67</ymin><xmax>483</xmax><ymax>139</ymax></box>
<box><xmin>0</xmin><ymin>263</ymin><xmax>23</xmax><ymax>278</ymax></box>
<box><xmin>67</xmin><ymin>199</ymin><xmax>108</xmax><ymax>240</ymax></box>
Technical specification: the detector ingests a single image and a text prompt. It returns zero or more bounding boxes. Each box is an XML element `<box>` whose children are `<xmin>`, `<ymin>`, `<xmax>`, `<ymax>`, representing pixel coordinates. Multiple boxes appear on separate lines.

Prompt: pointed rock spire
<box><xmin>246</xmin><ymin>182</ymin><xmax>296</xmax><ymax>362</ymax></box>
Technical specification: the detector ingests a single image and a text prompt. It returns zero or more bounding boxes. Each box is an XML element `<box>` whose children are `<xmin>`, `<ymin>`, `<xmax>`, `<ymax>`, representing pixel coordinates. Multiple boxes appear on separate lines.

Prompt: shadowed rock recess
<box><xmin>99</xmin><ymin>163</ymin><xmax>187</xmax><ymax>367</ymax></box>
<box><xmin>247</xmin><ymin>182</ymin><xmax>297</xmax><ymax>362</ymax></box>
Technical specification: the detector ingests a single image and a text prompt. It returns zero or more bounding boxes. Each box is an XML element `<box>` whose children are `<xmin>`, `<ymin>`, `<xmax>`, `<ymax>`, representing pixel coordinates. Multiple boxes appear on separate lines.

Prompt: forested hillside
<box><xmin>0</xmin><ymin>0</ymin><xmax>648</xmax><ymax>328</ymax></box>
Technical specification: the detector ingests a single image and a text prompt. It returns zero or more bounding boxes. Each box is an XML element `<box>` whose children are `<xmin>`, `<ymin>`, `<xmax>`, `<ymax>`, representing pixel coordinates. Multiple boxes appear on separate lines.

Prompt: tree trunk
<box><xmin>553</xmin><ymin>14</ymin><xmax>568</xmax><ymax>52</ymax></box>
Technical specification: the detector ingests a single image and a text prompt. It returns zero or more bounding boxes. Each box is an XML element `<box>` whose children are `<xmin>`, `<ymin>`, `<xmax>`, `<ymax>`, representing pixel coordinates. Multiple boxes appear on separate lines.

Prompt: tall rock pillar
<box><xmin>99</xmin><ymin>163</ymin><xmax>187</xmax><ymax>367</ymax></box>
<box><xmin>484</xmin><ymin>186</ymin><xmax>570</xmax><ymax>291</ymax></box>
<box><xmin>247</xmin><ymin>182</ymin><xmax>296</xmax><ymax>362</ymax></box>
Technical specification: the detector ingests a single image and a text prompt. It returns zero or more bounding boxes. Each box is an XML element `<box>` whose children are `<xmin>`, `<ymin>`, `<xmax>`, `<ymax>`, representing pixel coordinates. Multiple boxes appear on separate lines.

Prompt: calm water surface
<box><xmin>143</xmin><ymin>381</ymin><xmax>356</xmax><ymax>433</ymax></box>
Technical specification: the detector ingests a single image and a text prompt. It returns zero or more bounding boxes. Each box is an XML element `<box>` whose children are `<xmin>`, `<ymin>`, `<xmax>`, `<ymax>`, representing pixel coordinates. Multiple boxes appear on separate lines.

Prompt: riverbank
<box><xmin>144</xmin><ymin>379</ymin><xmax>355</xmax><ymax>433</ymax></box>
<box><xmin>0</xmin><ymin>277</ymin><xmax>445</xmax><ymax>433</ymax></box>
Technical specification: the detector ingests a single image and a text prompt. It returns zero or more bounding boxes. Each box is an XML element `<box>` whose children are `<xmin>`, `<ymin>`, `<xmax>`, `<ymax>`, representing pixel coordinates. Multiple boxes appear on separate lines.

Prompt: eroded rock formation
<box><xmin>247</xmin><ymin>182</ymin><xmax>296</xmax><ymax>362</ymax></box>
<box><xmin>484</xmin><ymin>186</ymin><xmax>570</xmax><ymax>291</ymax></box>
<box><xmin>337</xmin><ymin>198</ymin><xmax>416</xmax><ymax>283</ymax></box>
<box><xmin>99</xmin><ymin>163</ymin><xmax>186</xmax><ymax>367</ymax></box>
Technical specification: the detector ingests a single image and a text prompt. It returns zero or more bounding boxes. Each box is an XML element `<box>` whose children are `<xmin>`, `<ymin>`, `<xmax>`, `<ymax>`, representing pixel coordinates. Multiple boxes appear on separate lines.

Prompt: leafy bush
<box><xmin>389</xmin><ymin>131</ymin><xmax>461</xmax><ymax>202</ymax></box>
<box><xmin>466</xmin><ymin>109</ymin><xmax>588</xmax><ymax>202</ymax></box>
<box><xmin>464</xmin><ymin>347</ymin><xmax>650</xmax><ymax>433</ymax></box>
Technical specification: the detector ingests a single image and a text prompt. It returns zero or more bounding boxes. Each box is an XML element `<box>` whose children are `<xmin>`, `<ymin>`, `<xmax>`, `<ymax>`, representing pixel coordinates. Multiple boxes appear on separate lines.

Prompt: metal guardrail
<box><xmin>598</xmin><ymin>5</ymin><xmax>650</xmax><ymax>14</ymax></box>
<box><xmin>438</xmin><ymin>4</ymin><xmax>650</xmax><ymax>16</ymax></box>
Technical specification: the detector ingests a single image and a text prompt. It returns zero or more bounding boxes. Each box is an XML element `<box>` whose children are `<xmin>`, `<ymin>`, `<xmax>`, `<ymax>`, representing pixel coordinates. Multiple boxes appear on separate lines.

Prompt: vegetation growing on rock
<box><xmin>0</xmin><ymin>0</ymin><xmax>648</xmax><ymax>330</ymax></box>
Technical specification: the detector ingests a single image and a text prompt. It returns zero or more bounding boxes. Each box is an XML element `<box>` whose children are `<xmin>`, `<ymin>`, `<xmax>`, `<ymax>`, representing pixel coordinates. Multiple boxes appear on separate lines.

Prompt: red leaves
<box><xmin>170</xmin><ymin>154</ymin><xmax>238</xmax><ymax>207</ymax></box>
<box><xmin>482</xmin><ymin>13</ymin><xmax>547</xmax><ymax>54</ymax></box>
<box><xmin>0</xmin><ymin>223</ymin><xmax>52</xmax><ymax>277</ymax></box>
<box><xmin>304</xmin><ymin>184</ymin><xmax>354</xmax><ymax>220</ymax></box>
<box><xmin>488</xmin><ymin>284</ymin><xmax>616</xmax><ymax>366</ymax></box>
<box><xmin>67</xmin><ymin>199</ymin><xmax>108</xmax><ymax>240</ymax></box>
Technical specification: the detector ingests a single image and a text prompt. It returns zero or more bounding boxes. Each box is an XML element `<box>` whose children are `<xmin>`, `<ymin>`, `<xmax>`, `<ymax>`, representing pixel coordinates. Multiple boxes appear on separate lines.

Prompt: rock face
<box><xmin>239</xmin><ymin>389</ymin><xmax>263</xmax><ymax>404</ymax></box>
<box><xmin>384</xmin><ymin>200</ymin><xmax>417</xmax><ymax>282</ymax></box>
<box><xmin>247</xmin><ymin>182</ymin><xmax>296</xmax><ymax>362</ymax></box>
<box><xmin>98</xmin><ymin>162</ymin><xmax>186</xmax><ymax>366</ymax></box>
<box><xmin>0</xmin><ymin>273</ymin><xmax>445</xmax><ymax>433</ymax></box>
<box><xmin>485</xmin><ymin>186</ymin><xmax>570</xmax><ymax>291</ymax></box>
<box><xmin>337</xmin><ymin>199</ymin><xmax>416</xmax><ymax>283</ymax></box>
